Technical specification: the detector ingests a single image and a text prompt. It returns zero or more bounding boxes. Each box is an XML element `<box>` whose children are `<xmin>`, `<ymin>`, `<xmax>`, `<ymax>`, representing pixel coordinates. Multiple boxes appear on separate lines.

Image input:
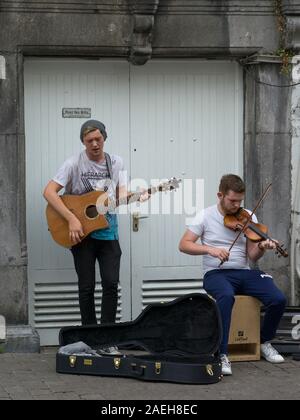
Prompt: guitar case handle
<box><xmin>131</xmin><ymin>363</ymin><xmax>145</xmax><ymax>377</ymax></box>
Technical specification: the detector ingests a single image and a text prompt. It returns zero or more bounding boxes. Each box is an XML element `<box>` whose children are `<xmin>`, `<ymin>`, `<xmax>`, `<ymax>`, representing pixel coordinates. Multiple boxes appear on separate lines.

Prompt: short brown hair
<box><xmin>219</xmin><ymin>174</ymin><xmax>245</xmax><ymax>195</ymax></box>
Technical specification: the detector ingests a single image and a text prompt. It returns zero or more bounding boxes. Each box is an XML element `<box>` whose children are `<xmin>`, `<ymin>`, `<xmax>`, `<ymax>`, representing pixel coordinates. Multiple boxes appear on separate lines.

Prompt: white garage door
<box><xmin>24</xmin><ymin>59</ymin><xmax>243</xmax><ymax>345</ymax></box>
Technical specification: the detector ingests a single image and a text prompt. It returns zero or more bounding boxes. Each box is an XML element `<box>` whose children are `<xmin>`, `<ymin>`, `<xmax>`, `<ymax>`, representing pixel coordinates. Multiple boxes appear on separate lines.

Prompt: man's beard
<box><xmin>220</xmin><ymin>198</ymin><xmax>238</xmax><ymax>215</ymax></box>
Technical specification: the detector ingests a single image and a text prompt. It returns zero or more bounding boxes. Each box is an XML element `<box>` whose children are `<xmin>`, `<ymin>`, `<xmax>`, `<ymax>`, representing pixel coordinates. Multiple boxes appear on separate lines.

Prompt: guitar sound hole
<box><xmin>85</xmin><ymin>205</ymin><xmax>98</xmax><ymax>219</ymax></box>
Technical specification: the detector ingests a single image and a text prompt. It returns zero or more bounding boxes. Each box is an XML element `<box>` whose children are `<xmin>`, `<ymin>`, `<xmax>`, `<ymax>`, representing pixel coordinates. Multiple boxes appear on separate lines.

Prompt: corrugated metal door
<box><xmin>25</xmin><ymin>59</ymin><xmax>243</xmax><ymax>344</ymax></box>
<box><xmin>130</xmin><ymin>61</ymin><xmax>243</xmax><ymax>317</ymax></box>
<box><xmin>24</xmin><ymin>60</ymin><xmax>131</xmax><ymax>345</ymax></box>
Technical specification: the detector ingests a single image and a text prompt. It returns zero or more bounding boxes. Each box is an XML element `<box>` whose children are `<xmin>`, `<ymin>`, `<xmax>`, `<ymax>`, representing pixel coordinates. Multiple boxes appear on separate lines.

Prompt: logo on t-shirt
<box><xmin>81</xmin><ymin>170</ymin><xmax>111</xmax><ymax>193</ymax></box>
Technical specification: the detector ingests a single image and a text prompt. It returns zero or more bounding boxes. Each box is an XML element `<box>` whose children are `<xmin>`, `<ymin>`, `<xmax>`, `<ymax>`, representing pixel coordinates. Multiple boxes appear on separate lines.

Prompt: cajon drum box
<box><xmin>228</xmin><ymin>296</ymin><xmax>261</xmax><ymax>362</ymax></box>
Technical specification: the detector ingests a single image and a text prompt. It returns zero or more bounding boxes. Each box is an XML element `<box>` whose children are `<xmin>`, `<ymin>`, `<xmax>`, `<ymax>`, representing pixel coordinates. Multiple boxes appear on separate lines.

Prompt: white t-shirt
<box><xmin>187</xmin><ymin>204</ymin><xmax>258</xmax><ymax>275</ymax></box>
<box><xmin>53</xmin><ymin>151</ymin><xmax>127</xmax><ymax>199</ymax></box>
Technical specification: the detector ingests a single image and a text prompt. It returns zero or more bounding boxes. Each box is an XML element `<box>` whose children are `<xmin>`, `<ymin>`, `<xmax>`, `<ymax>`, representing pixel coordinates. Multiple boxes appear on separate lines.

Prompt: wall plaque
<box><xmin>62</xmin><ymin>108</ymin><xmax>91</xmax><ymax>118</ymax></box>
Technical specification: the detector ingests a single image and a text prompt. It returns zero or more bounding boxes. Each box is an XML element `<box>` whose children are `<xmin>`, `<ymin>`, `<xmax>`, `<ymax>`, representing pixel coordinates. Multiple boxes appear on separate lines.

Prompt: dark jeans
<box><xmin>71</xmin><ymin>237</ymin><xmax>122</xmax><ymax>325</ymax></box>
<box><xmin>203</xmin><ymin>269</ymin><xmax>286</xmax><ymax>355</ymax></box>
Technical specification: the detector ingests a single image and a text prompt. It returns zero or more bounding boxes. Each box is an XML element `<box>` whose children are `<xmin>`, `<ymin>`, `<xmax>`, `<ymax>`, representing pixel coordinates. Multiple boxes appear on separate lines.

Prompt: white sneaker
<box><xmin>98</xmin><ymin>345</ymin><xmax>122</xmax><ymax>356</ymax></box>
<box><xmin>221</xmin><ymin>354</ymin><xmax>232</xmax><ymax>376</ymax></box>
<box><xmin>261</xmin><ymin>343</ymin><xmax>285</xmax><ymax>364</ymax></box>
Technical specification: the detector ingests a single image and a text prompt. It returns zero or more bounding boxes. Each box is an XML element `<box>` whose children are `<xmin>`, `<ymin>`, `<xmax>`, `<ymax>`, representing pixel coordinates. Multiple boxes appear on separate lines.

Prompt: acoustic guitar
<box><xmin>46</xmin><ymin>178</ymin><xmax>181</xmax><ymax>248</ymax></box>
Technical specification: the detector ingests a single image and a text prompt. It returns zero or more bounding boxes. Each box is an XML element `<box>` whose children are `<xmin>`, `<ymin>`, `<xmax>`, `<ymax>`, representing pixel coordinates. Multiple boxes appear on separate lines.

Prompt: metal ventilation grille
<box><xmin>142</xmin><ymin>279</ymin><xmax>204</xmax><ymax>308</ymax></box>
<box><xmin>34</xmin><ymin>282</ymin><xmax>122</xmax><ymax>328</ymax></box>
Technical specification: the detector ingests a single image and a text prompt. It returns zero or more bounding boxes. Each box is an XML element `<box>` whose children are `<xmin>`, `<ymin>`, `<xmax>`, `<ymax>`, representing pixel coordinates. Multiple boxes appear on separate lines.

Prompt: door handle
<box><xmin>132</xmin><ymin>212</ymin><xmax>149</xmax><ymax>232</ymax></box>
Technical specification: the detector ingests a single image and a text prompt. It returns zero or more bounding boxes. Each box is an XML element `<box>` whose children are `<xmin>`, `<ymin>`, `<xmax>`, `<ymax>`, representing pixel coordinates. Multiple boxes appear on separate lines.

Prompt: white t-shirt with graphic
<box><xmin>53</xmin><ymin>150</ymin><xmax>127</xmax><ymax>197</ymax></box>
<box><xmin>187</xmin><ymin>204</ymin><xmax>258</xmax><ymax>275</ymax></box>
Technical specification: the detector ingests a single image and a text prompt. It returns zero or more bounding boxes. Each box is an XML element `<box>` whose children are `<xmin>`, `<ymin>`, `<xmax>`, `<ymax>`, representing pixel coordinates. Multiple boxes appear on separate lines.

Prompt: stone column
<box><xmin>289</xmin><ymin>56</ymin><xmax>300</xmax><ymax>305</ymax></box>
<box><xmin>0</xmin><ymin>52</ymin><xmax>39</xmax><ymax>351</ymax></box>
<box><xmin>244</xmin><ymin>59</ymin><xmax>292</xmax><ymax>300</ymax></box>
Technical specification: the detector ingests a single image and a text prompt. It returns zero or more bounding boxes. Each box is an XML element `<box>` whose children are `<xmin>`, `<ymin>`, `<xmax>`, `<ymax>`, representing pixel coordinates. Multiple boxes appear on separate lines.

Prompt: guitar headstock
<box><xmin>157</xmin><ymin>177</ymin><xmax>182</xmax><ymax>192</ymax></box>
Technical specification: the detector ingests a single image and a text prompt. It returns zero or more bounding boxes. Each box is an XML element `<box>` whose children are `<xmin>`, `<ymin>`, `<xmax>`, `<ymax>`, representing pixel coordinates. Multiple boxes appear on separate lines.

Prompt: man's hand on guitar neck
<box><xmin>117</xmin><ymin>186</ymin><xmax>150</xmax><ymax>205</ymax></box>
<box><xmin>69</xmin><ymin>215</ymin><xmax>84</xmax><ymax>245</ymax></box>
<box><xmin>139</xmin><ymin>189</ymin><xmax>150</xmax><ymax>202</ymax></box>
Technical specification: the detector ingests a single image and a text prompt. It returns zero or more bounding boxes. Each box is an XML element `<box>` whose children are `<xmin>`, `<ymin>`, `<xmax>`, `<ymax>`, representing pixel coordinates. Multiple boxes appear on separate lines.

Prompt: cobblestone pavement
<box><xmin>0</xmin><ymin>349</ymin><xmax>299</xmax><ymax>400</ymax></box>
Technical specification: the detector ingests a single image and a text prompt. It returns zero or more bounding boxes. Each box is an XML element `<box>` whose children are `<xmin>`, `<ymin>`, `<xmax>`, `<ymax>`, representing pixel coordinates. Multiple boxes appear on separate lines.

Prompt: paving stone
<box><xmin>0</xmin><ymin>353</ymin><xmax>299</xmax><ymax>400</ymax></box>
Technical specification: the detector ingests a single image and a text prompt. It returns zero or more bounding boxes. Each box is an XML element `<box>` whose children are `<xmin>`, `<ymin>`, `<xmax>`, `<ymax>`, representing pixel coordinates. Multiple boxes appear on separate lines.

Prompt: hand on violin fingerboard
<box><xmin>258</xmin><ymin>239</ymin><xmax>278</xmax><ymax>251</ymax></box>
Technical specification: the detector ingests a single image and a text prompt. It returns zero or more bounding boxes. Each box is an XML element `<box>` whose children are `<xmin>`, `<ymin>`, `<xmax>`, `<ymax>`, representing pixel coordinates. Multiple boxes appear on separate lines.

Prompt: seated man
<box><xmin>179</xmin><ymin>174</ymin><xmax>286</xmax><ymax>376</ymax></box>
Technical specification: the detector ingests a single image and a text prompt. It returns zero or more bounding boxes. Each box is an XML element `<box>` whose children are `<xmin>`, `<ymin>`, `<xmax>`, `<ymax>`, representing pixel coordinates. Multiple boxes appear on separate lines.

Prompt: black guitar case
<box><xmin>56</xmin><ymin>293</ymin><xmax>223</xmax><ymax>384</ymax></box>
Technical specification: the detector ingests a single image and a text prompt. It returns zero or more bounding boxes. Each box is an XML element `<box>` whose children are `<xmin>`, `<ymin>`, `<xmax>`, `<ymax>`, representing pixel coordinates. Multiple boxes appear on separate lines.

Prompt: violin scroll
<box><xmin>275</xmin><ymin>245</ymin><xmax>288</xmax><ymax>258</ymax></box>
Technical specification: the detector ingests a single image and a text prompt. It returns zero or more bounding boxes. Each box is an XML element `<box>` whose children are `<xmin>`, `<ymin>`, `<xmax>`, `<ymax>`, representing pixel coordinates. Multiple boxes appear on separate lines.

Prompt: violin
<box><xmin>224</xmin><ymin>207</ymin><xmax>288</xmax><ymax>258</ymax></box>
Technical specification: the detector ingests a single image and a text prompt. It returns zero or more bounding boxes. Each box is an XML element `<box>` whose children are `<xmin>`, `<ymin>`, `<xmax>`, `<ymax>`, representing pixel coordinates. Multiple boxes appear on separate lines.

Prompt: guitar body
<box><xmin>46</xmin><ymin>191</ymin><xmax>109</xmax><ymax>248</ymax></box>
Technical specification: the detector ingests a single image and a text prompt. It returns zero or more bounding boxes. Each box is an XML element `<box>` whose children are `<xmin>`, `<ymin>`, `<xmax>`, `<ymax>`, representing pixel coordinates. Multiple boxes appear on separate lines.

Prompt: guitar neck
<box><xmin>116</xmin><ymin>186</ymin><xmax>157</xmax><ymax>207</ymax></box>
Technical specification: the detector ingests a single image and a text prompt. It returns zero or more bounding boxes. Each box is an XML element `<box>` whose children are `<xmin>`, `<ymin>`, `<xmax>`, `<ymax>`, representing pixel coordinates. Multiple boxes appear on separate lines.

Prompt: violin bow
<box><xmin>219</xmin><ymin>183</ymin><xmax>272</xmax><ymax>267</ymax></box>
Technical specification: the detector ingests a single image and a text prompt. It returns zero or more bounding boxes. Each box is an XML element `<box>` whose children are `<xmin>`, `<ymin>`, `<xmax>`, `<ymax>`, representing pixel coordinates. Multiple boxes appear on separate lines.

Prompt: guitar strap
<box><xmin>104</xmin><ymin>152</ymin><xmax>113</xmax><ymax>180</ymax></box>
<box><xmin>104</xmin><ymin>153</ymin><xmax>116</xmax><ymax>224</ymax></box>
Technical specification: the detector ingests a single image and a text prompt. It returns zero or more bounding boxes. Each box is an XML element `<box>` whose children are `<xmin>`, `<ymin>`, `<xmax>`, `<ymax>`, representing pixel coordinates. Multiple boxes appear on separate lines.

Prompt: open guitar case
<box><xmin>56</xmin><ymin>293</ymin><xmax>223</xmax><ymax>384</ymax></box>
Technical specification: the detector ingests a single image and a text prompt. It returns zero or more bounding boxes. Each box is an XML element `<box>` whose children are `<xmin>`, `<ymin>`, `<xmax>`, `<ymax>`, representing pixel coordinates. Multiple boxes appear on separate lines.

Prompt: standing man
<box><xmin>44</xmin><ymin>119</ymin><xmax>141</xmax><ymax>354</ymax></box>
<box><xmin>179</xmin><ymin>174</ymin><xmax>286</xmax><ymax>375</ymax></box>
